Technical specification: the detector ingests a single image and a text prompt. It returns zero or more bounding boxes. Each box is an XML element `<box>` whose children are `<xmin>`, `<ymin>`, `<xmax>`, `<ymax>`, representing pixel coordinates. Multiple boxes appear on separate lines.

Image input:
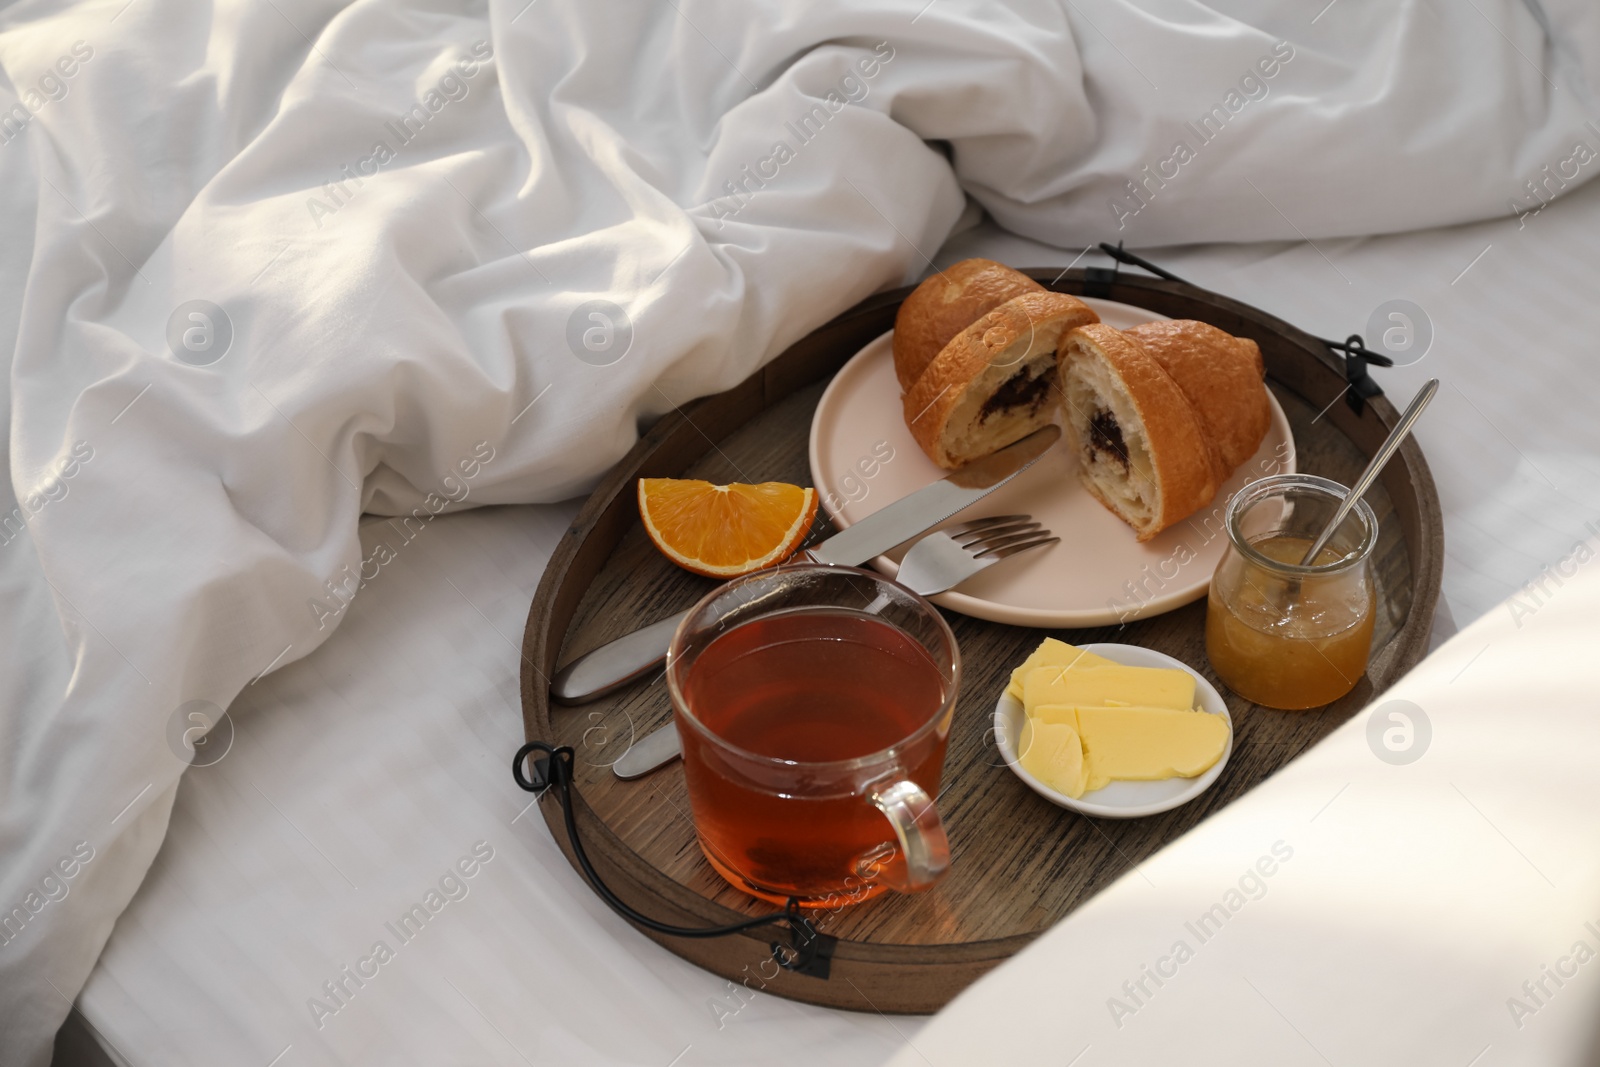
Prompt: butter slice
<box><xmin>1004</xmin><ymin>639</ymin><xmax>1116</xmax><ymax>702</ymax></box>
<box><xmin>1073</xmin><ymin>705</ymin><xmax>1228</xmax><ymax>781</ymax></box>
<box><xmin>1023</xmin><ymin>664</ymin><xmax>1195</xmax><ymax>716</ymax></box>
<box><xmin>1018</xmin><ymin>717</ymin><xmax>1090</xmax><ymax>799</ymax></box>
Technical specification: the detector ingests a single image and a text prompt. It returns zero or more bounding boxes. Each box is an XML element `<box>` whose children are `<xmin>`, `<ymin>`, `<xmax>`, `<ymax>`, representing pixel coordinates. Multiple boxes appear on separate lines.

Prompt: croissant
<box><xmin>902</xmin><ymin>290</ymin><xmax>1099</xmax><ymax>469</ymax></box>
<box><xmin>892</xmin><ymin>259</ymin><xmax>1046</xmax><ymax>393</ymax></box>
<box><xmin>1058</xmin><ymin>321</ymin><xmax>1270</xmax><ymax>541</ymax></box>
<box><xmin>1123</xmin><ymin>320</ymin><xmax>1269</xmax><ymax>482</ymax></box>
<box><xmin>892</xmin><ymin>260</ymin><xmax>1271</xmax><ymax>541</ymax></box>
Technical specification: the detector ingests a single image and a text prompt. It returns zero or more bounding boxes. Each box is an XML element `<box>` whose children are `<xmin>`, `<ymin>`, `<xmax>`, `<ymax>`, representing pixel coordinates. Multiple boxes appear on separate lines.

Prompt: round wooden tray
<box><xmin>517</xmin><ymin>269</ymin><xmax>1444</xmax><ymax>1014</ymax></box>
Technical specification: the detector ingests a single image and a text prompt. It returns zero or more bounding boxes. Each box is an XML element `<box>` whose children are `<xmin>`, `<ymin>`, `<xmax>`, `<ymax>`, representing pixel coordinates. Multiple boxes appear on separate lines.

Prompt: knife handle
<box><xmin>549</xmin><ymin>610</ymin><xmax>689</xmax><ymax>705</ymax></box>
<box><xmin>611</xmin><ymin>722</ymin><xmax>684</xmax><ymax>779</ymax></box>
<box><xmin>550</xmin><ymin>549</ymin><xmax>820</xmax><ymax>704</ymax></box>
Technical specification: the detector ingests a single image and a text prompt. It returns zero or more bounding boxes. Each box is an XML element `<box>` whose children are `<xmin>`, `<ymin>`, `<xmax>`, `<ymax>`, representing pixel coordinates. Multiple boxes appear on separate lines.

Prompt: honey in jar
<box><xmin>1205</xmin><ymin>475</ymin><xmax>1378</xmax><ymax>710</ymax></box>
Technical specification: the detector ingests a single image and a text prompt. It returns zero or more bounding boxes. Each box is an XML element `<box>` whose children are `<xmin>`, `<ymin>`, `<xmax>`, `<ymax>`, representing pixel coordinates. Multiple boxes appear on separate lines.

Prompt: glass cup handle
<box><xmin>867</xmin><ymin>780</ymin><xmax>950</xmax><ymax>892</ymax></box>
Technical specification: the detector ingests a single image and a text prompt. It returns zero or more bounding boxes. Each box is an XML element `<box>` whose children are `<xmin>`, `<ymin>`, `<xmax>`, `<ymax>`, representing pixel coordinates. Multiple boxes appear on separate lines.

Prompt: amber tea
<box><xmin>677</xmin><ymin>607</ymin><xmax>949</xmax><ymax>905</ymax></box>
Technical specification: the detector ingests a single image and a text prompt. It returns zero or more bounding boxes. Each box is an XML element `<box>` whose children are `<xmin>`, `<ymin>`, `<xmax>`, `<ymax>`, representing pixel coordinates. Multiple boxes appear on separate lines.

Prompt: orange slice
<box><xmin>638</xmin><ymin>478</ymin><xmax>818</xmax><ymax>578</ymax></box>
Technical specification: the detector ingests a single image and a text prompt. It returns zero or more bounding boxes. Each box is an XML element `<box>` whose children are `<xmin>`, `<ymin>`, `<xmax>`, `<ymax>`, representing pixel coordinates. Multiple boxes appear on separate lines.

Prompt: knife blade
<box><xmin>550</xmin><ymin>424</ymin><xmax>1059</xmax><ymax>707</ymax></box>
<box><xmin>803</xmin><ymin>424</ymin><xmax>1061</xmax><ymax>566</ymax></box>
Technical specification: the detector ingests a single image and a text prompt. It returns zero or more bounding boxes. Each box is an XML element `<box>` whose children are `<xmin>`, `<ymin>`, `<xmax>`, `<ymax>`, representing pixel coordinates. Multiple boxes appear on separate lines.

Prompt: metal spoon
<box><xmin>1298</xmin><ymin>378</ymin><xmax>1439</xmax><ymax>566</ymax></box>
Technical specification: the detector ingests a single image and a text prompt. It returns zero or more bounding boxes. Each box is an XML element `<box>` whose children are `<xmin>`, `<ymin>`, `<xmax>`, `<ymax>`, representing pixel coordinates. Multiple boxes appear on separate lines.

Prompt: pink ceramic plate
<box><xmin>806</xmin><ymin>297</ymin><xmax>1296</xmax><ymax>627</ymax></box>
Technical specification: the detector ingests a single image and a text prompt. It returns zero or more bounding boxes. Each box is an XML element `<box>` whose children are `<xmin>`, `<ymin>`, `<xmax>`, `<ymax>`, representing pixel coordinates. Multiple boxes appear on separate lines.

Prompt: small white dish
<box><xmin>993</xmin><ymin>643</ymin><xmax>1233</xmax><ymax>819</ymax></box>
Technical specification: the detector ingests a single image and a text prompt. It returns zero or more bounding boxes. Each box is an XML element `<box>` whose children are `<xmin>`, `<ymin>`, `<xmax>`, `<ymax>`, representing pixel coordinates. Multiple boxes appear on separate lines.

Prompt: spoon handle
<box><xmin>1299</xmin><ymin>378</ymin><xmax>1439</xmax><ymax>566</ymax></box>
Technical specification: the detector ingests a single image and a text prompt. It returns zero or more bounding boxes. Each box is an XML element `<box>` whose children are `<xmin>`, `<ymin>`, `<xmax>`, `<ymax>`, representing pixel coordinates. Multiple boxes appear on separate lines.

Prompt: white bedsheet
<box><xmin>72</xmin><ymin>166</ymin><xmax>1600</xmax><ymax>1067</ymax></box>
<box><xmin>5</xmin><ymin>0</ymin><xmax>1600</xmax><ymax>1064</ymax></box>
<box><xmin>884</xmin><ymin>431</ymin><xmax>1600</xmax><ymax>1067</ymax></box>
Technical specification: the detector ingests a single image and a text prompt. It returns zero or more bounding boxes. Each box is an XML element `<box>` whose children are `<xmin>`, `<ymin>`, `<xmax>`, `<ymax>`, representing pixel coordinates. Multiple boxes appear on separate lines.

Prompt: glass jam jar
<box><xmin>1205</xmin><ymin>474</ymin><xmax>1378</xmax><ymax>710</ymax></box>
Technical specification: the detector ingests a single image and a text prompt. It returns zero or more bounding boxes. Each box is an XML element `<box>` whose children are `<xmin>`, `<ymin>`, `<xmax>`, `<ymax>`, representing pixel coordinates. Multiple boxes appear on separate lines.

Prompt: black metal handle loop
<box><xmin>1321</xmin><ymin>333</ymin><xmax>1394</xmax><ymax>368</ymax></box>
<box><xmin>1322</xmin><ymin>333</ymin><xmax>1390</xmax><ymax>415</ymax></box>
<box><xmin>512</xmin><ymin>740</ymin><xmax>556</xmax><ymax>792</ymax></box>
<box><xmin>1091</xmin><ymin>242</ymin><xmax>1390</xmax><ymax>414</ymax></box>
<box><xmin>1097</xmin><ymin>241</ymin><xmax>1188</xmax><ymax>285</ymax></box>
<box><xmin>511</xmin><ymin>740</ymin><xmax>836</xmax><ymax>978</ymax></box>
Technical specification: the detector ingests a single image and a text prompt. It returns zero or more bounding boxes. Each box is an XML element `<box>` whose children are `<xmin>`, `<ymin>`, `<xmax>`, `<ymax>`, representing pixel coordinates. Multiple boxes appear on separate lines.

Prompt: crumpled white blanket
<box><xmin>0</xmin><ymin>0</ymin><xmax>1594</xmax><ymax>1061</ymax></box>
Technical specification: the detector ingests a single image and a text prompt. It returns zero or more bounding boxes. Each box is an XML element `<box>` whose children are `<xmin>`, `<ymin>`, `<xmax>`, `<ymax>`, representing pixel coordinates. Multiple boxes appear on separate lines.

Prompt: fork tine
<box><xmin>953</xmin><ymin>520</ymin><xmax>1040</xmax><ymax>547</ymax></box>
<box><xmin>963</xmin><ymin>524</ymin><xmax>1045</xmax><ymax>553</ymax></box>
<box><xmin>942</xmin><ymin>514</ymin><xmax>1029</xmax><ymax>537</ymax></box>
<box><xmin>977</xmin><ymin>535</ymin><xmax>1060</xmax><ymax>560</ymax></box>
<box><xmin>970</xmin><ymin>529</ymin><xmax>1055</xmax><ymax>556</ymax></box>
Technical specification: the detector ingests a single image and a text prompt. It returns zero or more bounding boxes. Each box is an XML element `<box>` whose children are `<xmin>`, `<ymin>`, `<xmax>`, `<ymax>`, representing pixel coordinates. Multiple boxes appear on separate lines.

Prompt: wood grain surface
<box><xmin>517</xmin><ymin>270</ymin><xmax>1444</xmax><ymax>1013</ymax></box>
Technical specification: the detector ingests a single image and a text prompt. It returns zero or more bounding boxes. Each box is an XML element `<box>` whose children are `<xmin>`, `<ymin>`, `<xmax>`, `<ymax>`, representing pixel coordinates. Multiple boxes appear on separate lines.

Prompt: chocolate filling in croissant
<box><xmin>980</xmin><ymin>367</ymin><xmax>1053</xmax><ymax>421</ymax></box>
<box><xmin>1089</xmin><ymin>409</ymin><xmax>1129</xmax><ymax>471</ymax></box>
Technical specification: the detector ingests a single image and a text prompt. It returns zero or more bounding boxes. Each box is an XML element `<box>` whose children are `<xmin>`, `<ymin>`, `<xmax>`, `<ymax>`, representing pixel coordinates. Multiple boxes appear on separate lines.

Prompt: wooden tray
<box><xmin>517</xmin><ymin>269</ymin><xmax>1444</xmax><ymax>1014</ymax></box>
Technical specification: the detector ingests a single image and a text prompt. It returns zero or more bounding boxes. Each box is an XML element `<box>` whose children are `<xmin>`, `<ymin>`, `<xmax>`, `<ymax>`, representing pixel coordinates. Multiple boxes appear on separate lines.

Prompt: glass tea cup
<box><xmin>1205</xmin><ymin>474</ymin><xmax>1378</xmax><ymax>710</ymax></box>
<box><xmin>665</xmin><ymin>564</ymin><xmax>959</xmax><ymax>908</ymax></box>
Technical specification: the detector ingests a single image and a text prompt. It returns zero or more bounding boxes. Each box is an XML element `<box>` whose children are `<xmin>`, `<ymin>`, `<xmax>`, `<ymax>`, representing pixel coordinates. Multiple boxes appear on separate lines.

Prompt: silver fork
<box><xmin>609</xmin><ymin>514</ymin><xmax>1057</xmax><ymax>779</ymax></box>
<box><xmin>892</xmin><ymin>514</ymin><xmax>1059</xmax><ymax>597</ymax></box>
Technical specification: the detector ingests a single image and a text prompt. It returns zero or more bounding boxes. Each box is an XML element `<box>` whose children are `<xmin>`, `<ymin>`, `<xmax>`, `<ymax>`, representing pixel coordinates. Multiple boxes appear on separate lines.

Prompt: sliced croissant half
<box><xmin>902</xmin><ymin>291</ymin><xmax>1099</xmax><ymax>470</ymax></box>
<box><xmin>892</xmin><ymin>259</ymin><xmax>1045</xmax><ymax>393</ymax></box>
<box><xmin>1123</xmin><ymin>320</ymin><xmax>1270</xmax><ymax>482</ymax></box>
<box><xmin>1057</xmin><ymin>323</ymin><xmax>1218</xmax><ymax>541</ymax></box>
